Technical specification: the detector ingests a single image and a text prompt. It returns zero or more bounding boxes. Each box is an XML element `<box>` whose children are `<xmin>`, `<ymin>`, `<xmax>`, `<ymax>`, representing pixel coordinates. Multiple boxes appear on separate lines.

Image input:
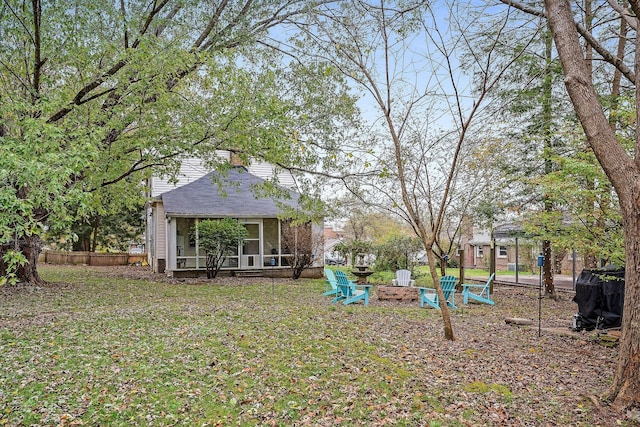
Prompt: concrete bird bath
<box><xmin>352</xmin><ymin>253</ymin><xmax>373</xmax><ymax>285</ymax></box>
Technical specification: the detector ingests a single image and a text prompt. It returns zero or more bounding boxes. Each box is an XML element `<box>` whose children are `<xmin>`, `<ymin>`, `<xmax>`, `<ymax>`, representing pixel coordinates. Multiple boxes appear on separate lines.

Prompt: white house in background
<box><xmin>322</xmin><ymin>224</ymin><xmax>346</xmax><ymax>265</ymax></box>
<box><xmin>146</xmin><ymin>153</ymin><xmax>324</xmax><ymax>277</ymax></box>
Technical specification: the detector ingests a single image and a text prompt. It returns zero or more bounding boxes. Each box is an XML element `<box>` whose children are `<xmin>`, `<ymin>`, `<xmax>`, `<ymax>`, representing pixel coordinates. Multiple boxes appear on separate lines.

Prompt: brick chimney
<box><xmin>230</xmin><ymin>152</ymin><xmax>244</xmax><ymax>166</ymax></box>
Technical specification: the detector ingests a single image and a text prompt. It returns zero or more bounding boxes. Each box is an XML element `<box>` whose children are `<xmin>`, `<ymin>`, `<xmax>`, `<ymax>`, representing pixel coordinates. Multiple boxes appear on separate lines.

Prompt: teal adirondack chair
<box><xmin>333</xmin><ymin>270</ymin><xmax>371</xmax><ymax>305</ymax></box>
<box><xmin>461</xmin><ymin>273</ymin><xmax>495</xmax><ymax>305</ymax></box>
<box><xmin>322</xmin><ymin>268</ymin><xmax>339</xmax><ymax>297</ymax></box>
<box><xmin>418</xmin><ymin>275</ymin><xmax>457</xmax><ymax>309</ymax></box>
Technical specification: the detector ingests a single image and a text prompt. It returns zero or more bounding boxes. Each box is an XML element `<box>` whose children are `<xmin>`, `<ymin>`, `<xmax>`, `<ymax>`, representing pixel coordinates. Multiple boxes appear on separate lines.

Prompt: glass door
<box><xmin>241</xmin><ymin>222</ymin><xmax>261</xmax><ymax>268</ymax></box>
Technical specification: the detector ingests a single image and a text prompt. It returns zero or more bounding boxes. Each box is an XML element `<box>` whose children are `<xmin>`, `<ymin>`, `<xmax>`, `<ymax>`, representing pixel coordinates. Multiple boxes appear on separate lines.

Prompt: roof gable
<box><xmin>160</xmin><ymin>167</ymin><xmax>300</xmax><ymax>217</ymax></box>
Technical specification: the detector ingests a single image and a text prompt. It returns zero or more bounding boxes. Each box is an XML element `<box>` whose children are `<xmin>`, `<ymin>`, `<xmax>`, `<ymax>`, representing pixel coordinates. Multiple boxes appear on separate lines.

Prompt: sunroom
<box><xmin>147</xmin><ymin>167</ymin><xmax>322</xmax><ymax>277</ymax></box>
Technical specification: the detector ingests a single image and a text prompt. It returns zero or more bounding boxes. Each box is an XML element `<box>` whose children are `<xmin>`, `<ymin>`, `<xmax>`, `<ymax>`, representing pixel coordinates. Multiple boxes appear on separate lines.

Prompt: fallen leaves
<box><xmin>0</xmin><ymin>265</ymin><xmax>632</xmax><ymax>426</ymax></box>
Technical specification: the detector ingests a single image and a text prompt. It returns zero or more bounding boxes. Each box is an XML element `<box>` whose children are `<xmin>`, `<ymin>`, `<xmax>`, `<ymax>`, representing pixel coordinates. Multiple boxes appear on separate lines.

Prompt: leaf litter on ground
<box><xmin>0</xmin><ymin>265</ymin><xmax>636</xmax><ymax>426</ymax></box>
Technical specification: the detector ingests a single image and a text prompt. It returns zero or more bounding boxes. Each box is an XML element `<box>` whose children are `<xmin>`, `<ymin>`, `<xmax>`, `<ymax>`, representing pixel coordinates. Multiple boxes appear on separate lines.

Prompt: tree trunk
<box><xmin>425</xmin><ymin>244</ymin><xmax>454</xmax><ymax>341</ymax></box>
<box><xmin>554</xmin><ymin>247</ymin><xmax>567</xmax><ymax>274</ymax></box>
<box><xmin>72</xmin><ymin>223</ymin><xmax>92</xmax><ymax>251</ymax></box>
<box><xmin>542</xmin><ymin>239</ymin><xmax>555</xmax><ymax>298</ymax></box>
<box><xmin>206</xmin><ymin>254</ymin><xmax>215</xmax><ymax>279</ymax></box>
<box><xmin>19</xmin><ymin>236</ymin><xmax>45</xmax><ymax>285</ymax></box>
<box><xmin>439</xmin><ymin>254</ymin><xmax>447</xmax><ymax>277</ymax></box>
<box><xmin>582</xmin><ymin>251</ymin><xmax>598</xmax><ymax>269</ymax></box>
<box><xmin>90</xmin><ymin>216</ymin><xmax>101</xmax><ymax>253</ymax></box>
<box><xmin>1</xmin><ymin>235</ymin><xmax>46</xmax><ymax>286</ymax></box>
<box><xmin>291</xmin><ymin>252</ymin><xmax>308</xmax><ymax>280</ymax></box>
<box><xmin>542</xmin><ymin>26</ymin><xmax>556</xmax><ymax>299</ymax></box>
<box><xmin>545</xmin><ymin>0</ymin><xmax>640</xmax><ymax>410</ymax></box>
<box><xmin>606</xmin><ymin>201</ymin><xmax>640</xmax><ymax>409</ymax></box>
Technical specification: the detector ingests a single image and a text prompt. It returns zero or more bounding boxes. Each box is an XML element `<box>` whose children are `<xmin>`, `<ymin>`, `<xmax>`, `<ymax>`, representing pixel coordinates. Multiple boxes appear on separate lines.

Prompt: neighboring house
<box><xmin>460</xmin><ymin>222</ymin><xmax>529</xmax><ymax>271</ymax></box>
<box><xmin>323</xmin><ymin>224</ymin><xmax>346</xmax><ymax>264</ymax></box>
<box><xmin>460</xmin><ymin>228</ymin><xmax>494</xmax><ymax>270</ymax></box>
<box><xmin>147</xmin><ymin>155</ymin><xmax>323</xmax><ymax>277</ymax></box>
<box><xmin>459</xmin><ymin>221</ymin><xmax>584</xmax><ymax>274</ymax></box>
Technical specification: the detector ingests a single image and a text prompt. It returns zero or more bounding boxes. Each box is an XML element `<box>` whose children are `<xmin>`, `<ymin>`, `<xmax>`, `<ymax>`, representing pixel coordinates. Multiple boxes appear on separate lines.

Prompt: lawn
<box><xmin>0</xmin><ymin>265</ymin><xmax>632</xmax><ymax>426</ymax></box>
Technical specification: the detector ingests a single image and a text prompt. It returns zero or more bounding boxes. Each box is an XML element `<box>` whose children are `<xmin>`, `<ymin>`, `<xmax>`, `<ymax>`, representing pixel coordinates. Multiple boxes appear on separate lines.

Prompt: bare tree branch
<box><xmin>606</xmin><ymin>0</ymin><xmax>637</xmax><ymax>31</ymax></box>
<box><xmin>499</xmin><ymin>0</ymin><xmax>635</xmax><ymax>83</ymax></box>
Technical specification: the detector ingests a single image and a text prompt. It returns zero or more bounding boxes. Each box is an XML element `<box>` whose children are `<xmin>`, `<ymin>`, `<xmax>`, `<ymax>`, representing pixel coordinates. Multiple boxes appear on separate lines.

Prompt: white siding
<box><xmin>312</xmin><ymin>222</ymin><xmax>324</xmax><ymax>267</ymax></box>
<box><xmin>247</xmin><ymin>160</ymin><xmax>296</xmax><ymax>188</ymax></box>
<box><xmin>155</xmin><ymin>202</ymin><xmax>166</xmax><ymax>260</ymax></box>
<box><xmin>149</xmin><ymin>153</ymin><xmax>296</xmax><ymax>197</ymax></box>
<box><xmin>149</xmin><ymin>153</ymin><xmax>230</xmax><ymax>197</ymax></box>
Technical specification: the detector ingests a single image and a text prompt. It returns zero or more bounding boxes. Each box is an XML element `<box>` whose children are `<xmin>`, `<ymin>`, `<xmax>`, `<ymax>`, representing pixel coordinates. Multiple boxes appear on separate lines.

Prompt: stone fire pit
<box><xmin>377</xmin><ymin>286</ymin><xmax>419</xmax><ymax>302</ymax></box>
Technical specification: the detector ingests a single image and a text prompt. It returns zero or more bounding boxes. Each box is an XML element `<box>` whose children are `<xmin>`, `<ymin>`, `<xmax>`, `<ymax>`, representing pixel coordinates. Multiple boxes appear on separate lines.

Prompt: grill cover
<box><xmin>573</xmin><ymin>268</ymin><xmax>625</xmax><ymax>331</ymax></box>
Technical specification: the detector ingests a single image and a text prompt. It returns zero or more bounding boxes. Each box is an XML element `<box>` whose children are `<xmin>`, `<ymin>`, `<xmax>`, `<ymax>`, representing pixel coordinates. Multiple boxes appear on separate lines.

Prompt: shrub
<box><xmin>195</xmin><ymin>219</ymin><xmax>248</xmax><ymax>278</ymax></box>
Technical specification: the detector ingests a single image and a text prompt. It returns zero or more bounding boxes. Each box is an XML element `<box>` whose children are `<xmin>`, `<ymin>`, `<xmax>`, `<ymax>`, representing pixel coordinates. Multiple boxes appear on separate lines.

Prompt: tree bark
<box><xmin>553</xmin><ymin>247</ymin><xmax>566</xmax><ymax>274</ymax></box>
<box><xmin>544</xmin><ymin>0</ymin><xmax>640</xmax><ymax>410</ymax></box>
<box><xmin>608</xmin><ymin>203</ymin><xmax>640</xmax><ymax>409</ymax></box>
<box><xmin>542</xmin><ymin>239</ymin><xmax>555</xmax><ymax>297</ymax></box>
<box><xmin>542</xmin><ymin>26</ymin><xmax>556</xmax><ymax>299</ymax></box>
<box><xmin>1</xmin><ymin>235</ymin><xmax>45</xmax><ymax>286</ymax></box>
<box><xmin>425</xmin><ymin>243</ymin><xmax>454</xmax><ymax>341</ymax></box>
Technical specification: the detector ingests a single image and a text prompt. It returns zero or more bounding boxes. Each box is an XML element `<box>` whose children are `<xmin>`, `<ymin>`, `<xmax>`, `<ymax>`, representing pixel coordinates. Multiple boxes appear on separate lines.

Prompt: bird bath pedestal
<box><xmin>352</xmin><ymin>266</ymin><xmax>373</xmax><ymax>285</ymax></box>
<box><xmin>352</xmin><ymin>253</ymin><xmax>373</xmax><ymax>285</ymax></box>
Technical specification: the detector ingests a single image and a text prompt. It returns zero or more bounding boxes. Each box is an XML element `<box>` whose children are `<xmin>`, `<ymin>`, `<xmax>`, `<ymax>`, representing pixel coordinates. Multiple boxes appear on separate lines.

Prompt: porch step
<box><xmin>234</xmin><ymin>270</ymin><xmax>265</xmax><ymax>278</ymax></box>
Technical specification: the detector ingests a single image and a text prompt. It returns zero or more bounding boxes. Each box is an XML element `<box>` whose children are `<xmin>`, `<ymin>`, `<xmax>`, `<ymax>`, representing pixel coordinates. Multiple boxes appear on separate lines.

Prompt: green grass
<box><xmin>0</xmin><ymin>265</ymin><xmax>625</xmax><ymax>426</ymax></box>
<box><xmin>2</xmin><ymin>267</ymin><xmax>431</xmax><ymax>425</ymax></box>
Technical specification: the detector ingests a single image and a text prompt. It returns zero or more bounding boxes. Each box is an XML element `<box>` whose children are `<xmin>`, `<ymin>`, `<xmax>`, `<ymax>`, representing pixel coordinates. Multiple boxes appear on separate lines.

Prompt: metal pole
<box><xmin>490</xmin><ymin>239</ymin><xmax>496</xmax><ymax>293</ymax></box>
<box><xmin>271</xmin><ymin>257</ymin><xmax>276</xmax><ymax>295</ymax></box>
<box><xmin>515</xmin><ymin>237</ymin><xmax>519</xmax><ymax>284</ymax></box>
<box><xmin>444</xmin><ymin>254</ymin><xmax>449</xmax><ymax>276</ymax></box>
<box><xmin>572</xmin><ymin>249</ymin><xmax>577</xmax><ymax>290</ymax></box>
<box><xmin>537</xmin><ymin>254</ymin><xmax>544</xmax><ymax>337</ymax></box>
<box><xmin>490</xmin><ymin>239</ymin><xmax>496</xmax><ymax>276</ymax></box>
<box><xmin>458</xmin><ymin>249</ymin><xmax>465</xmax><ymax>290</ymax></box>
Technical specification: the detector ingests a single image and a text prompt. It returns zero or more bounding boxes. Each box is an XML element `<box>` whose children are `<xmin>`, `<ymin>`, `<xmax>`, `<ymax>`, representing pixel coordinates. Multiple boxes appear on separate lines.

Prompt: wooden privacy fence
<box><xmin>42</xmin><ymin>251</ymin><xmax>146</xmax><ymax>266</ymax></box>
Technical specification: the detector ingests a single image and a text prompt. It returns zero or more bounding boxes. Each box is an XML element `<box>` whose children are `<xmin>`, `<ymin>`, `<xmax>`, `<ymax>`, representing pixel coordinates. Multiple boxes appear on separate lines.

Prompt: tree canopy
<box><xmin>0</xmin><ymin>0</ymin><xmax>358</xmax><ymax>284</ymax></box>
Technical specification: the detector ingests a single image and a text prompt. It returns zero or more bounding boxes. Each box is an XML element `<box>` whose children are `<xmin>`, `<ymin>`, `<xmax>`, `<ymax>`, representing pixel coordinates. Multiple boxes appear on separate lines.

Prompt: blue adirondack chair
<box><xmin>418</xmin><ymin>275</ymin><xmax>457</xmax><ymax>309</ymax></box>
<box><xmin>322</xmin><ymin>267</ymin><xmax>339</xmax><ymax>296</ymax></box>
<box><xmin>333</xmin><ymin>270</ymin><xmax>371</xmax><ymax>305</ymax></box>
<box><xmin>461</xmin><ymin>273</ymin><xmax>495</xmax><ymax>305</ymax></box>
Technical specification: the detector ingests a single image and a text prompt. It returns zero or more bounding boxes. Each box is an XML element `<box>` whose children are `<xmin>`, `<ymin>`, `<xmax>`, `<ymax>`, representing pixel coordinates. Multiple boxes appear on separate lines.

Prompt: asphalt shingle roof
<box><xmin>160</xmin><ymin>167</ymin><xmax>299</xmax><ymax>217</ymax></box>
